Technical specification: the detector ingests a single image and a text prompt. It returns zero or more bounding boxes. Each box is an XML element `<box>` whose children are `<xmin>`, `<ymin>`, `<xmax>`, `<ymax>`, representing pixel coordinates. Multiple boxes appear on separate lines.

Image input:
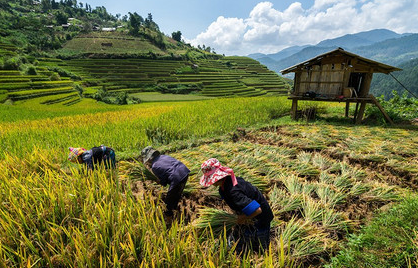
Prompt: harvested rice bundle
<box><xmin>192</xmin><ymin>208</ymin><xmax>238</xmax><ymax>235</ymax></box>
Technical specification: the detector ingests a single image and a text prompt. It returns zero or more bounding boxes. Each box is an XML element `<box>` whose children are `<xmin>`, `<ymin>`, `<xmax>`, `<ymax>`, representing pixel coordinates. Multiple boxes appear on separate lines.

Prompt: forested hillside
<box><xmin>371</xmin><ymin>58</ymin><xmax>418</xmax><ymax>99</ymax></box>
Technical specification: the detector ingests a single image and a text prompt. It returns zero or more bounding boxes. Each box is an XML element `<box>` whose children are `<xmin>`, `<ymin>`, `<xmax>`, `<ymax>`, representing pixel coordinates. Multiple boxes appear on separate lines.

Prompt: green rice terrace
<box><xmin>0</xmin><ymin>40</ymin><xmax>290</xmax><ymax>105</ymax></box>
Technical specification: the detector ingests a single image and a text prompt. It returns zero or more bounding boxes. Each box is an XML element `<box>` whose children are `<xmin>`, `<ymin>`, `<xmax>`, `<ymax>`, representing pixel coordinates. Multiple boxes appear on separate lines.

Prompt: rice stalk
<box><xmin>312</xmin><ymin>153</ymin><xmax>332</xmax><ymax>170</ymax></box>
<box><xmin>282</xmin><ymin>175</ymin><xmax>304</xmax><ymax>195</ymax></box>
<box><xmin>316</xmin><ymin>185</ymin><xmax>347</xmax><ymax>207</ymax></box>
<box><xmin>301</xmin><ymin>197</ymin><xmax>325</xmax><ymax>224</ymax></box>
<box><xmin>361</xmin><ymin>186</ymin><xmax>399</xmax><ymax>202</ymax></box>
<box><xmin>349</xmin><ymin>182</ymin><xmax>371</xmax><ymax>197</ymax></box>
<box><xmin>269</xmin><ymin>186</ymin><xmax>304</xmax><ymax>215</ymax></box>
<box><xmin>192</xmin><ymin>208</ymin><xmax>238</xmax><ymax>236</ymax></box>
<box><xmin>320</xmin><ymin>208</ymin><xmax>350</xmax><ymax>232</ymax></box>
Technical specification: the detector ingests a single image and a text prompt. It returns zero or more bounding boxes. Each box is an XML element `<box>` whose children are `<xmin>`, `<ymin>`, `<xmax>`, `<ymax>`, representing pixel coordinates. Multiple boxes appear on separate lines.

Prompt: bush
<box><xmin>155</xmin><ymin>84</ymin><xmax>198</xmax><ymax>94</ymax></box>
<box><xmin>2</xmin><ymin>56</ymin><xmax>23</xmax><ymax>70</ymax></box>
<box><xmin>26</xmin><ymin>65</ymin><xmax>37</xmax><ymax>75</ymax></box>
<box><xmin>366</xmin><ymin>91</ymin><xmax>418</xmax><ymax>123</ymax></box>
<box><xmin>47</xmin><ymin>67</ymin><xmax>81</xmax><ymax>80</ymax></box>
<box><xmin>49</xmin><ymin>73</ymin><xmax>61</xmax><ymax>81</ymax></box>
<box><xmin>75</xmin><ymin>84</ymin><xmax>84</xmax><ymax>97</ymax></box>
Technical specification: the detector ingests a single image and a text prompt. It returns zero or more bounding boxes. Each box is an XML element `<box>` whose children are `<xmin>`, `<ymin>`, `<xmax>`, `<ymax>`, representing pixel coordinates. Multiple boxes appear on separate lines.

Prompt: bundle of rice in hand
<box><xmin>120</xmin><ymin>159</ymin><xmax>159</xmax><ymax>182</ymax></box>
<box><xmin>192</xmin><ymin>208</ymin><xmax>238</xmax><ymax>236</ymax></box>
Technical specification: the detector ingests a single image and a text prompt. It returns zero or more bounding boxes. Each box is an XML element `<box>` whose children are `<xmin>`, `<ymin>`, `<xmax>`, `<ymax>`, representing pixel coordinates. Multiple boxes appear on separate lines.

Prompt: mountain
<box><xmin>317</xmin><ymin>29</ymin><xmax>404</xmax><ymax>48</ymax></box>
<box><xmin>248</xmin><ymin>45</ymin><xmax>310</xmax><ymax>62</ymax></box>
<box><xmin>352</xmin><ymin>34</ymin><xmax>418</xmax><ymax>65</ymax></box>
<box><xmin>371</xmin><ymin>57</ymin><xmax>418</xmax><ymax>99</ymax></box>
<box><xmin>247</xmin><ymin>53</ymin><xmax>265</xmax><ymax>59</ymax></box>
<box><xmin>249</xmin><ymin>29</ymin><xmax>418</xmax><ymax>79</ymax></box>
<box><xmin>257</xmin><ymin>46</ymin><xmax>336</xmax><ymax>74</ymax></box>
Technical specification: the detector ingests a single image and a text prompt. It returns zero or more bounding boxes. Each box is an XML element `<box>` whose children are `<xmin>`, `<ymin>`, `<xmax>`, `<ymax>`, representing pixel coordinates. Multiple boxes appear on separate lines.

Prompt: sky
<box><xmin>82</xmin><ymin>0</ymin><xmax>418</xmax><ymax>56</ymax></box>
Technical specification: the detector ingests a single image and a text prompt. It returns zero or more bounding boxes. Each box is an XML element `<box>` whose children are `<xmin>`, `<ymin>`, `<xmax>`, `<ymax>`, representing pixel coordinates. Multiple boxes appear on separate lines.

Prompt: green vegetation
<box><xmin>371</xmin><ymin>58</ymin><xmax>418</xmax><ymax>99</ymax></box>
<box><xmin>366</xmin><ymin>91</ymin><xmax>418</xmax><ymax>123</ymax></box>
<box><xmin>130</xmin><ymin>92</ymin><xmax>213</xmax><ymax>102</ymax></box>
<box><xmin>0</xmin><ymin>0</ymin><xmax>291</xmax><ymax>104</ymax></box>
<box><xmin>327</xmin><ymin>196</ymin><xmax>418</xmax><ymax>268</ymax></box>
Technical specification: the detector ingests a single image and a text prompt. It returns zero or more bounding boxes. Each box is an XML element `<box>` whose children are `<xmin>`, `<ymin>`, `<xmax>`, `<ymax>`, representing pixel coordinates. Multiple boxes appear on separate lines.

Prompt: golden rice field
<box><xmin>1</xmin><ymin>96</ymin><xmax>417</xmax><ymax>267</ymax></box>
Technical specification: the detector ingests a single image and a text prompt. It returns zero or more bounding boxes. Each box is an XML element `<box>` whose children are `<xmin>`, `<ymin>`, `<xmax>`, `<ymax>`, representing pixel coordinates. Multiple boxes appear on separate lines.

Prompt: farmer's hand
<box><xmin>236</xmin><ymin>214</ymin><xmax>249</xmax><ymax>225</ymax></box>
<box><xmin>236</xmin><ymin>207</ymin><xmax>262</xmax><ymax>224</ymax></box>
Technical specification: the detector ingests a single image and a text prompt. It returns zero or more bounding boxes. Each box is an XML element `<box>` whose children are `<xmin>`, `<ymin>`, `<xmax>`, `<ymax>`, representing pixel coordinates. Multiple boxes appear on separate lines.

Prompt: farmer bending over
<box><xmin>141</xmin><ymin>146</ymin><xmax>190</xmax><ymax>221</ymax></box>
<box><xmin>68</xmin><ymin>145</ymin><xmax>116</xmax><ymax>171</ymax></box>
<box><xmin>200</xmin><ymin>158</ymin><xmax>273</xmax><ymax>253</ymax></box>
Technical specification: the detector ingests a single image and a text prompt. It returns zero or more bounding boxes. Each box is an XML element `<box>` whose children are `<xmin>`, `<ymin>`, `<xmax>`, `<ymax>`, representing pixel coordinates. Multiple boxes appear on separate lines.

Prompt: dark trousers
<box><xmin>164</xmin><ymin>176</ymin><xmax>188</xmax><ymax>216</ymax></box>
<box><xmin>103</xmin><ymin>149</ymin><xmax>116</xmax><ymax>169</ymax></box>
<box><xmin>229</xmin><ymin>223</ymin><xmax>271</xmax><ymax>254</ymax></box>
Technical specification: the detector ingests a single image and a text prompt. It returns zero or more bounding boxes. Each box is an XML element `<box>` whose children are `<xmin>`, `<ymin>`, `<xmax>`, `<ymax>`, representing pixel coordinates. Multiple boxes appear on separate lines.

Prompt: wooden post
<box><xmin>291</xmin><ymin>99</ymin><xmax>298</xmax><ymax>120</ymax></box>
<box><xmin>345</xmin><ymin>102</ymin><xmax>350</xmax><ymax>117</ymax></box>
<box><xmin>353</xmin><ymin>102</ymin><xmax>359</xmax><ymax>122</ymax></box>
<box><xmin>355</xmin><ymin>101</ymin><xmax>367</xmax><ymax>124</ymax></box>
<box><xmin>370</xmin><ymin>95</ymin><xmax>394</xmax><ymax>124</ymax></box>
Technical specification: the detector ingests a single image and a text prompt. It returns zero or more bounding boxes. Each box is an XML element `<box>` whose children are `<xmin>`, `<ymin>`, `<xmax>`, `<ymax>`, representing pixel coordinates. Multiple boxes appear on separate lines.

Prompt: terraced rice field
<box><xmin>1</xmin><ymin>38</ymin><xmax>289</xmax><ymax>106</ymax></box>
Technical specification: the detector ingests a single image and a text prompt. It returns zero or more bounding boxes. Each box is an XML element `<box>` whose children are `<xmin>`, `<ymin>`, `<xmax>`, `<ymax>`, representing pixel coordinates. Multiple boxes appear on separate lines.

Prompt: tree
<box><xmin>171</xmin><ymin>31</ymin><xmax>182</xmax><ymax>42</ymax></box>
<box><xmin>41</xmin><ymin>0</ymin><xmax>52</xmax><ymax>12</ymax></box>
<box><xmin>144</xmin><ymin>13</ymin><xmax>159</xmax><ymax>31</ymax></box>
<box><xmin>128</xmin><ymin>12</ymin><xmax>143</xmax><ymax>36</ymax></box>
<box><xmin>56</xmin><ymin>11</ymin><xmax>68</xmax><ymax>25</ymax></box>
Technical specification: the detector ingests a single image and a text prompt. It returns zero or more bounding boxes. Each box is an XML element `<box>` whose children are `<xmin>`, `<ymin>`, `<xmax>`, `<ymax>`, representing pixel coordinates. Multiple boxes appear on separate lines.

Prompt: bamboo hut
<box><xmin>281</xmin><ymin>48</ymin><xmax>401</xmax><ymax>124</ymax></box>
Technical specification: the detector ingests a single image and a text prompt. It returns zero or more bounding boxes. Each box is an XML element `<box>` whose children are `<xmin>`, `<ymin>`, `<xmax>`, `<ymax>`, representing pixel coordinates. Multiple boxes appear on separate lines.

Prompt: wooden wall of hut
<box><xmin>295</xmin><ymin>63</ymin><xmax>346</xmax><ymax>97</ymax></box>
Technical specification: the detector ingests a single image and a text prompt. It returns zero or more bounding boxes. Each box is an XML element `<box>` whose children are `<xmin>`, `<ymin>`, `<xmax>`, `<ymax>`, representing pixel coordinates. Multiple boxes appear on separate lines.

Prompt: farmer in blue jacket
<box><xmin>68</xmin><ymin>145</ymin><xmax>116</xmax><ymax>171</ymax></box>
<box><xmin>200</xmin><ymin>158</ymin><xmax>273</xmax><ymax>253</ymax></box>
<box><xmin>141</xmin><ymin>146</ymin><xmax>190</xmax><ymax>219</ymax></box>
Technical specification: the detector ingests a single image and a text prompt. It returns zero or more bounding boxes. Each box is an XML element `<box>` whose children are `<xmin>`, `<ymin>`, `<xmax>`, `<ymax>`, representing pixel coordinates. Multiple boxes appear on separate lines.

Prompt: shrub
<box><xmin>47</xmin><ymin>67</ymin><xmax>81</xmax><ymax>80</ymax></box>
<box><xmin>26</xmin><ymin>65</ymin><xmax>37</xmax><ymax>75</ymax></box>
<box><xmin>75</xmin><ymin>84</ymin><xmax>84</xmax><ymax>97</ymax></box>
<box><xmin>49</xmin><ymin>73</ymin><xmax>61</xmax><ymax>81</ymax></box>
<box><xmin>366</xmin><ymin>91</ymin><xmax>418</xmax><ymax>123</ymax></box>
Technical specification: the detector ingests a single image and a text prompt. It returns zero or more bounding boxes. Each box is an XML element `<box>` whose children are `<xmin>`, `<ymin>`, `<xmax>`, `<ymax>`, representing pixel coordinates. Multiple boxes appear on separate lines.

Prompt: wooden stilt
<box><xmin>353</xmin><ymin>102</ymin><xmax>359</xmax><ymax>122</ymax></box>
<box><xmin>370</xmin><ymin>95</ymin><xmax>394</xmax><ymax>124</ymax></box>
<box><xmin>345</xmin><ymin>102</ymin><xmax>350</xmax><ymax>117</ymax></box>
<box><xmin>291</xmin><ymin>99</ymin><xmax>298</xmax><ymax>120</ymax></box>
<box><xmin>355</xmin><ymin>101</ymin><xmax>367</xmax><ymax>124</ymax></box>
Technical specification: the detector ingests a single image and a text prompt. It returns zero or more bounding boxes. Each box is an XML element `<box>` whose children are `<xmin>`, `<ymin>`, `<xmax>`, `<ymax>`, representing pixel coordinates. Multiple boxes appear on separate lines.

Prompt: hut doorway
<box><xmin>348</xmin><ymin>73</ymin><xmax>365</xmax><ymax>96</ymax></box>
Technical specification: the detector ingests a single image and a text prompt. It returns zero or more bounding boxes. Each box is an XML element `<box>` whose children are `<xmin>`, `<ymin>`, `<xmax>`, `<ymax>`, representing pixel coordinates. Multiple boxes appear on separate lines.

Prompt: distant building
<box><xmin>102</xmin><ymin>27</ymin><xmax>116</xmax><ymax>32</ymax></box>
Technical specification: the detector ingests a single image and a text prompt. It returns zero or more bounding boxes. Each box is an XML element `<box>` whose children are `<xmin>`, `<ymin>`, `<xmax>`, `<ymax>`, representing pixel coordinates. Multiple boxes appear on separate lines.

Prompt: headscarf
<box><xmin>199</xmin><ymin>158</ymin><xmax>238</xmax><ymax>187</ymax></box>
<box><xmin>68</xmin><ymin>147</ymin><xmax>86</xmax><ymax>162</ymax></box>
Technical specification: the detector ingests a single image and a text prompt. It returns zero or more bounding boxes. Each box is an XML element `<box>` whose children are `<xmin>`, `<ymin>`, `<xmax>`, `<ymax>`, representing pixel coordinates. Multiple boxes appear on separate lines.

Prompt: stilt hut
<box><xmin>281</xmin><ymin>48</ymin><xmax>401</xmax><ymax>124</ymax></box>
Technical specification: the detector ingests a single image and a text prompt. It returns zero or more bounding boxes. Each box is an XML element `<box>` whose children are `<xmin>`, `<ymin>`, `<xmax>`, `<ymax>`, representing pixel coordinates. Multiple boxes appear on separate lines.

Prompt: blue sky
<box><xmin>82</xmin><ymin>0</ymin><xmax>418</xmax><ymax>55</ymax></box>
<box><xmin>83</xmin><ymin>0</ymin><xmax>310</xmax><ymax>37</ymax></box>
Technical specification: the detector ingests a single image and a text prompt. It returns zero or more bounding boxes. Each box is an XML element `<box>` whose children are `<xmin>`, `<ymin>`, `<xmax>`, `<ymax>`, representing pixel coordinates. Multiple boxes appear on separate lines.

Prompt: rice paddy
<box><xmin>1</xmin><ymin>95</ymin><xmax>417</xmax><ymax>267</ymax></box>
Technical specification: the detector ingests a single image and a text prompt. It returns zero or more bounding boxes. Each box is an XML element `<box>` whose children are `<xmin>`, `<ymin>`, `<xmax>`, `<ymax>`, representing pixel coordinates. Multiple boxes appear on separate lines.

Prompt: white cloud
<box><xmin>190</xmin><ymin>16</ymin><xmax>246</xmax><ymax>54</ymax></box>
<box><xmin>190</xmin><ymin>0</ymin><xmax>418</xmax><ymax>55</ymax></box>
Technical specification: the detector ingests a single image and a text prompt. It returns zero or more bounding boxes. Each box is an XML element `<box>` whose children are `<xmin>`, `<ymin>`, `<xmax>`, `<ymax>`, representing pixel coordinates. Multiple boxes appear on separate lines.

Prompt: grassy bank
<box><xmin>327</xmin><ymin>195</ymin><xmax>418</xmax><ymax>268</ymax></box>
